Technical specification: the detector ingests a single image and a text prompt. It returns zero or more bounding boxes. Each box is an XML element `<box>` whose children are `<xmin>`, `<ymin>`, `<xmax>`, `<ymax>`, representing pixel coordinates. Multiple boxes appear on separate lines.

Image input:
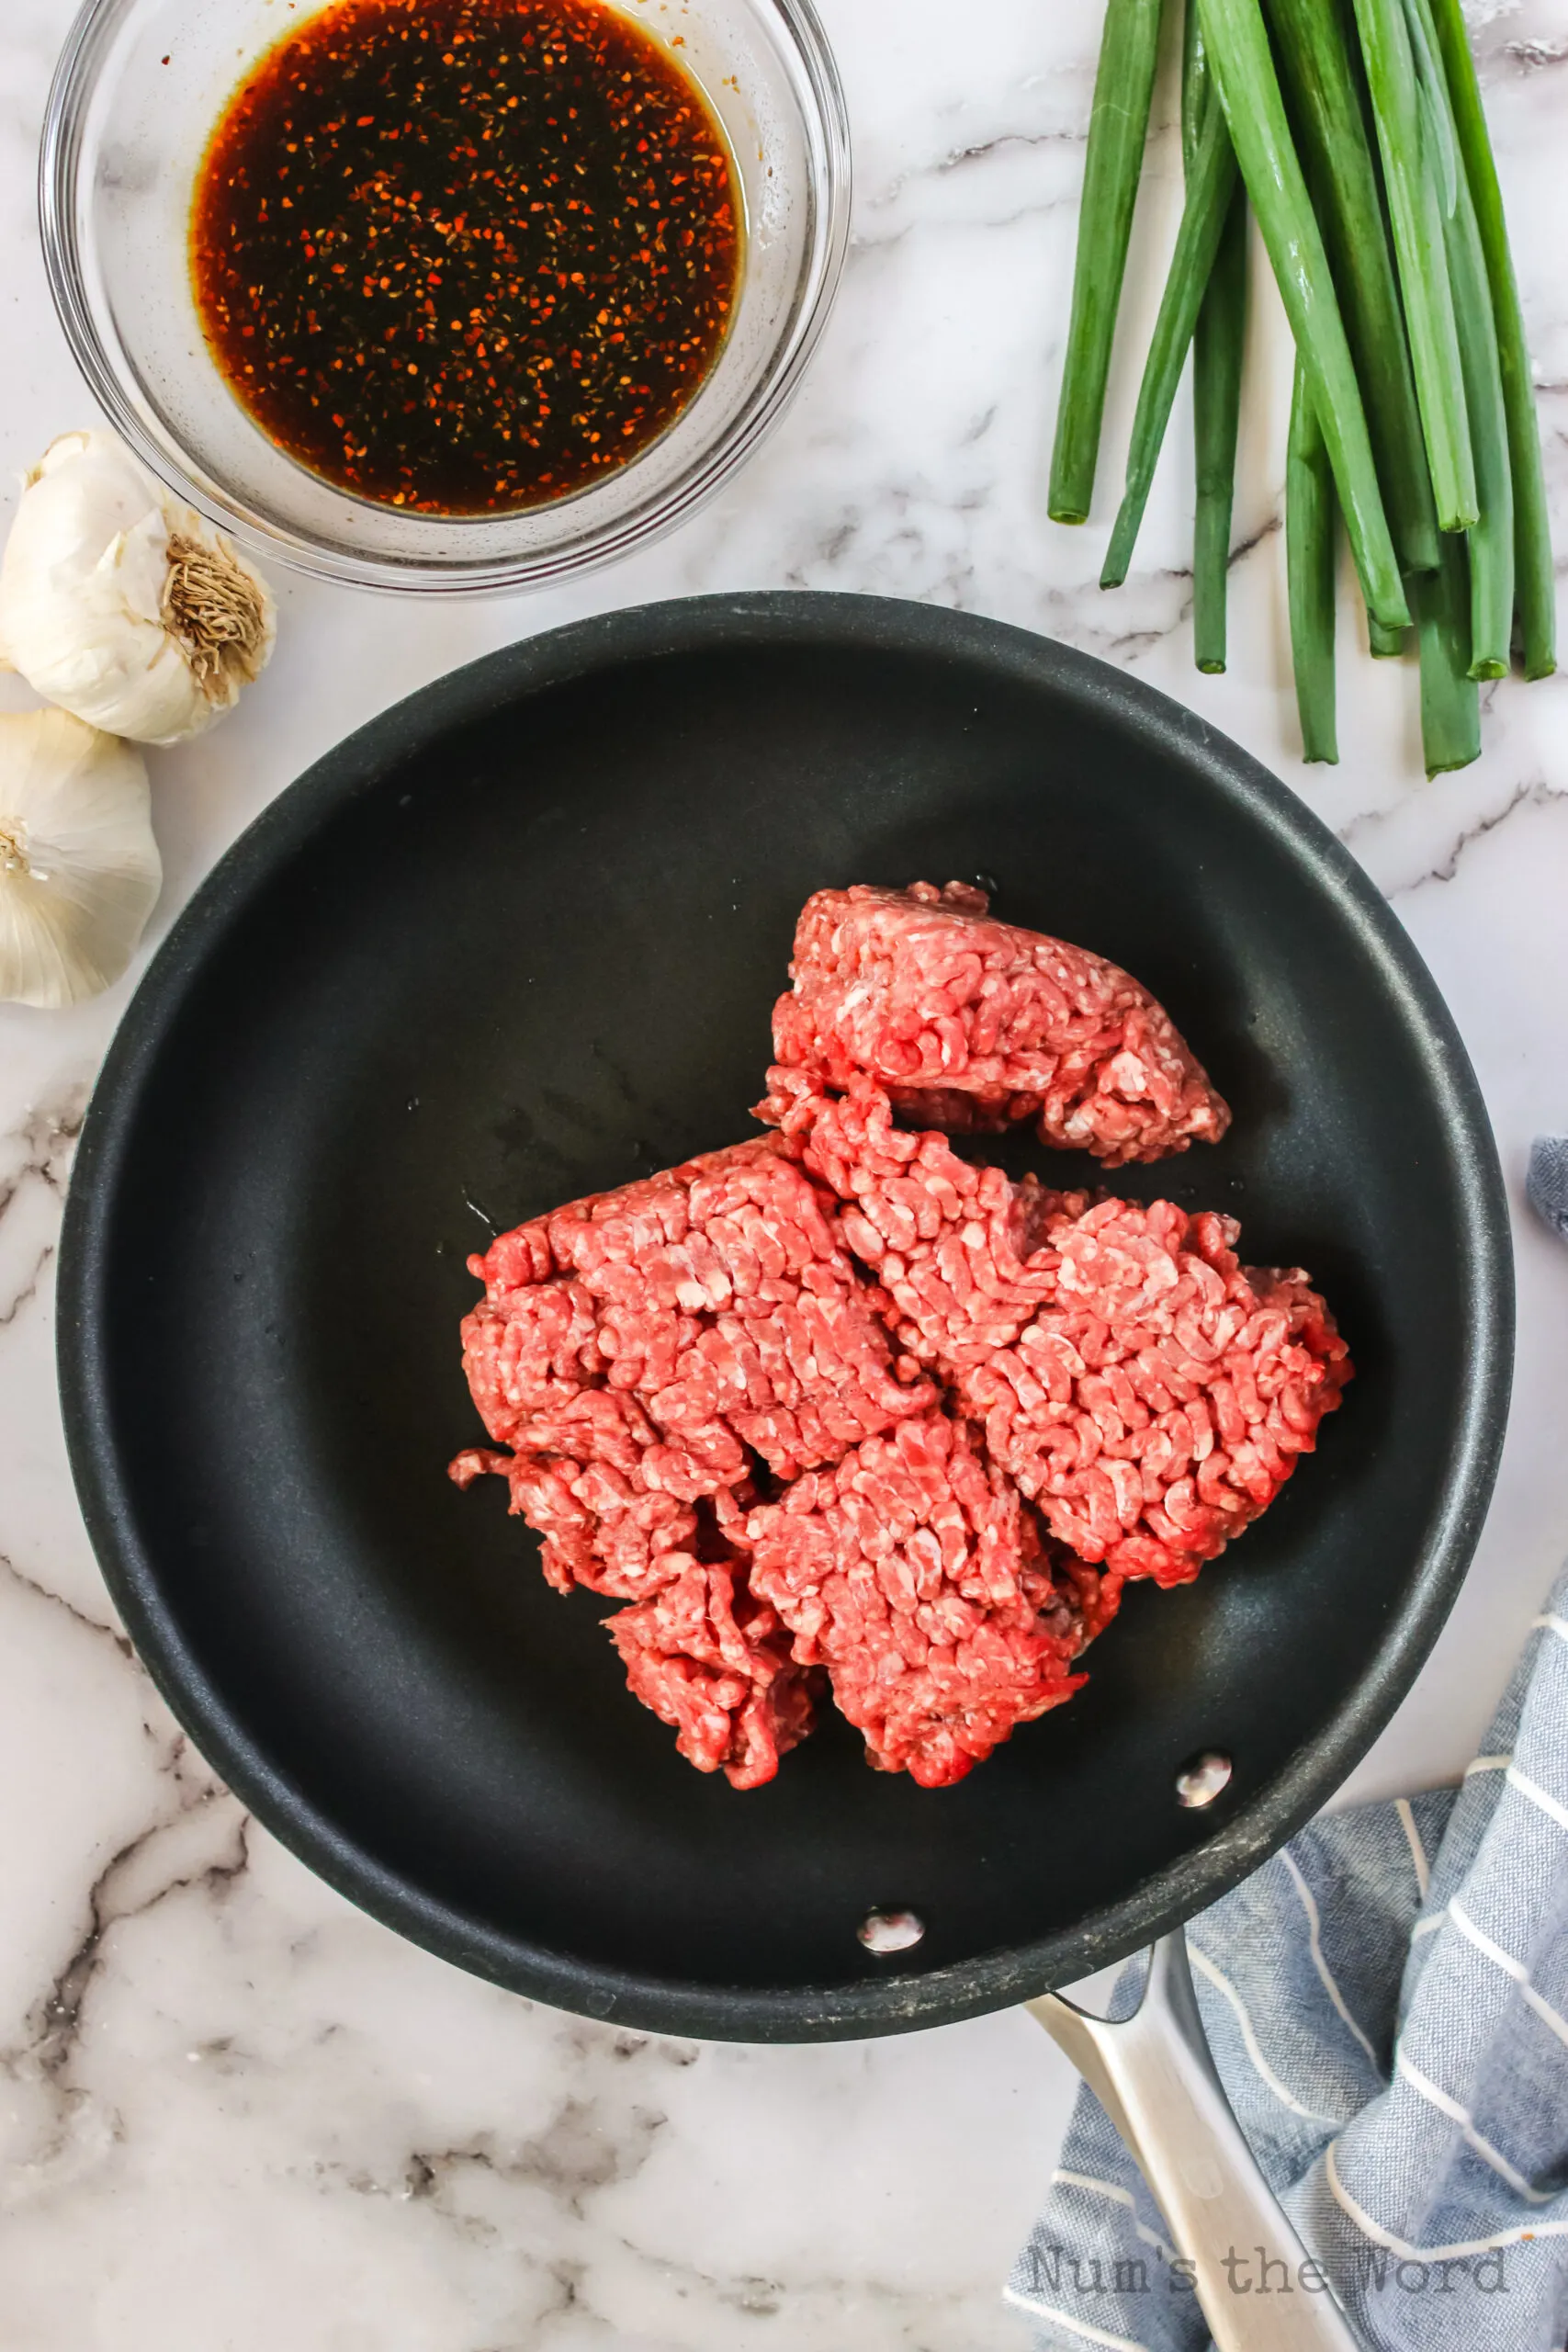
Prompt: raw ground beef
<box><xmin>787</xmin><ymin>1077</ymin><xmax>1075</xmax><ymax>1371</ymax></box>
<box><xmin>452</xmin><ymin>1137</ymin><xmax>933</xmax><ymax>1599</ymax></box>
<box><xmin>959</xmin><ymin>1205</ymin><xmax>1350</xmax><ymax>1587</ymax></box>
<box><xmin>745</xmin><ymin>1411</ymin><xmax>1088</xmax><ymax>1786</ymax></box>
<box><xmin>608</xmin><ymin>1562</ymin><xmax>820</xmax><ymax>1791</ymax></box>
<box><xmin>448</xmin><ymin>1389</ymin><xmax>728</xmax><ymax>1602</ymax></box>
<box><xmin>760</xmin><ymin>880</ymin><xmax>1231</xmax><ymax>1166</ymax></box>
<box><xmin>784</xmin><ymin>1080</ymin><xmax>1353</xmax><ymax>1591</ymax></box>
<box><xmin>450</xmin><ymin>1138</ymin><xmax>935</xmax><ymax>1784</ymax></box>
<box><xmin>451</xmin><ymin>883</ymin><xmax>1349</xmax><ymax>1789</ymax></box>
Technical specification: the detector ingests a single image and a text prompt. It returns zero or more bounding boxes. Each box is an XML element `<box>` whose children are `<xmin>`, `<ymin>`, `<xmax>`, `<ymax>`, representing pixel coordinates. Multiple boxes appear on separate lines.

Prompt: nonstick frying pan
<box><xmin>58</xmin><ymin>595</ymin><xmax>1510</xmax><ymax>2335</ymax></box>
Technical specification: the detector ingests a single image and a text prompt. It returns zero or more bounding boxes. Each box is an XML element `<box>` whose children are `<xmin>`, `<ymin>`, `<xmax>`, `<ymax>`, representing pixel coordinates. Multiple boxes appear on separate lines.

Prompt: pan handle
<box><xmin>1027</xmin><ymin>1932</ymin><xmax>1360</xmax><ymax>2352</ymax></box>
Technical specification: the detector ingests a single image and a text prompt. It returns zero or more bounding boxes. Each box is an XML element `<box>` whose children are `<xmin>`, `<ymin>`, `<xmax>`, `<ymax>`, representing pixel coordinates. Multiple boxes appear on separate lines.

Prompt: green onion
<box><xmin>1349</xmin><ymin>0</ymin><xmax>1477</xmax><ymax>530</ymax></box>
<box><xmin>1400</xmin><ymin>0</ymin><xmax>1460</xmax><ymax>218</ymax></box>
<box><xmin>1182</xmin><ymin>0</ymin><xmax>1216</xmax><ymax>169</ymax></box>
<box><xmin>1287</xmin><ymin>362</ymin><xmax>1339</xmax><ymax>762</ymax></box>
<box><xmin>1264</xmin><ymin>0</ymin><xmax>1439</xmax><ymax>574</ymax></box>
<box><xmin>1197</xmin><ymin>0</ymin><xmax>1410</xmax><ymax>631</ymax></box>
<box><xmin>1100</xmin><ymin>107</ymin><xmax>1239</xmax><ymax>587</ymax></box>
<box><xmin>1414</xmin><ymin>534</ymin><xmax>1482</xmax><ymax>772</ymax></box>
<box><xmin>1401</xmin><ymin>0</ymin><xmax>1510</xmax><ymax>671</ymax></box>
<box><xmin>1185</xmin><ymin>6</ymin><xmax>1248</xmax><ymax>673</ymax></box>
<box><xmin>1049</xmin><ymin>0</ymin><xmax>1169</xmax><ymax>525</ymax></box>
<box><xmin>1397</xmin><ymin>0</ymin><xmax>1510</xmax><ymax>668</ymax></box>
<box><xmin>1443</xmin><ymin>173</ymin><xmax>1513</xmax><ymax>675</ymax></box>
<box><xmin>1427</xmin><ymin>0</ymin><xmax>1556</xmax><ymax>676</ymax></box>
<box><xmin>1191</xmin><ymin>193</ymin><xmax>1248</xmax><ymax>671</ymax></box>
<box><xmin>1053</xmin><ymin>0</ymin><xmax>1554</xmax><ymax>756</ymax></box>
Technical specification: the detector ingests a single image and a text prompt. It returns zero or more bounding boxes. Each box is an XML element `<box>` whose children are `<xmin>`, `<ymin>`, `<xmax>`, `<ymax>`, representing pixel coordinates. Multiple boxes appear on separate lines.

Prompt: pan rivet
<box><xmin>859</xmin><ymin>1908</ymin><xmax>925</xmax><ymax>1954</ymax></box>
<box><xmin>1177</xmin><ymin>1751</ymin><xmax>1234</xmax><ymax>1809</ymax></box>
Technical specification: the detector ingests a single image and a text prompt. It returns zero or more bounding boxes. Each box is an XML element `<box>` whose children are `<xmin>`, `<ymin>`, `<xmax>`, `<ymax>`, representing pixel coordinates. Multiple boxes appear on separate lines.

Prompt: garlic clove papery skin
<box><xmin>0</xmin><ymin>709</ymin><xmax>162</xmax><ymax>1009</ymax></box>
<box><xmin>0</xmin><ymin>431</ymin><xmax>276</xmax><ymax>746</ymax></box>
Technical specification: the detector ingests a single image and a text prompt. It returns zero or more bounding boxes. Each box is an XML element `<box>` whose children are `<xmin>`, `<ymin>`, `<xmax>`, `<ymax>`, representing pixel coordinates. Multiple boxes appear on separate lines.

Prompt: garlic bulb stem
<box><xmin>164</xmin><ymin>531</ymin><xmax>272</xmax><ymax>695</ymax></box>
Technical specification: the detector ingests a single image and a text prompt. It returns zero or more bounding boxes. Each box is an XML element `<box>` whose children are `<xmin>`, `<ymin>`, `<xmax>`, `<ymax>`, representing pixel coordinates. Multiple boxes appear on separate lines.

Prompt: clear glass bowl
<box><xmin>40</xmin><ymin>0</ymin><xmax>850</xmax><ymax>594</ymax></box>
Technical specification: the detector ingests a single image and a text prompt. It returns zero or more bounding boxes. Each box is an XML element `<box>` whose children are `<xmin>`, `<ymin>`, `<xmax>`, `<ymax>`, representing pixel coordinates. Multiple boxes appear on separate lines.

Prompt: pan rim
<box><xmin>56</xmin><ymin>589</ymin><xmax>1514</xmax><ymax>2040</ymax></box>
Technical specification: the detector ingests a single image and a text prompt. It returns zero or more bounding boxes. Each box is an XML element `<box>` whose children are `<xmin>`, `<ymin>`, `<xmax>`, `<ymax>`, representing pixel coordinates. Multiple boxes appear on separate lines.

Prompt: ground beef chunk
<box><xmin>958</xmin><ymin>1199</ymin><xmax>1351</xmax><ymax>1586</ymax></box>
<box><xmin>760</xmin><ymin>880</ymin><xmax>1231</xmax><ymax>1166</ymax></box>
<box><xmin>543</xmin><ymin>1140</ymin><xmax>930</xmax><ymax>1487</ymax></box>
<box><xmin>451</xmin><ymin>1140</ymin><xmax>936</xmax><ymax>1774</ymax></box>
<box><xmin>780</xmin><ymin>1080</ymin><xmax>1352</xmax><ymax>1590</ymax></box>
<box><xmin>447</xmin><ymin>1394</ymin><xmax>723</xmax><ymax>1601</ymax></box>
<box><xmin>745</xmin><ymin>1411</ymin><xmax>1087</xmax><ymax>1787</ymax></box>
<box><xmin>453</xmin><ymin>1137</ymin><xmax>935</xmax><ymax>1600</ymax></box>
<box><xmin>784</xmin><ymin>1077</ymin><xmax>1076</xmax><ymax>1366</ymax></box>
<box><xmin>608</xmin><ymin>1562</ymin><xmax>820</xmax><ymax>1790</ymax></box>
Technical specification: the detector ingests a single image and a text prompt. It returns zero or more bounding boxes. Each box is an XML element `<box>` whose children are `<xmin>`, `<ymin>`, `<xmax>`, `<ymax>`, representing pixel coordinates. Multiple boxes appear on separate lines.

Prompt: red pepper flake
<box><xmin>189</xmin><ymin>0</ymin><xmax>740</xmax><ymax>514</ymax></box>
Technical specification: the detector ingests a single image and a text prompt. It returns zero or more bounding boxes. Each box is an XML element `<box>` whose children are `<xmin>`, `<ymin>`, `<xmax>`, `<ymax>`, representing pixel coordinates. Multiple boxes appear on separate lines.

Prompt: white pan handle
<box><xmin>1027</xmin><ymin>1932</ymin><xmax>1360</xmax><ymax>2352</ymax></box>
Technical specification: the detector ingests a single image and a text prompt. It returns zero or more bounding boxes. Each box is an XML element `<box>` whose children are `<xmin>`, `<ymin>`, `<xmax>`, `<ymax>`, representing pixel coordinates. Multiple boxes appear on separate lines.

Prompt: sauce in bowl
<box><xmin>190</xmin><ymin>0</ymin><xmax>742</xmax><ymax>515</ymax></box>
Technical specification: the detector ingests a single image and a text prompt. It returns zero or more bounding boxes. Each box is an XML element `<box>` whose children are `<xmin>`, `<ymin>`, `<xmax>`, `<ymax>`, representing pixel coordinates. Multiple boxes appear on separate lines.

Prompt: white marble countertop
<box><xmin>4</xmin><ymin>1</ymin><xmax>1568</xmax><ymax>2344</ymax></box>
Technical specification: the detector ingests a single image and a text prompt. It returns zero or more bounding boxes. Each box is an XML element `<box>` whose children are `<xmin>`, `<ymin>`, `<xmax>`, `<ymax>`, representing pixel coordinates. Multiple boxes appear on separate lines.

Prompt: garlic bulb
<box><xmin>0</xmin><ymin>710</ymin><xmax>161</xmax><ymax>1009</ymax></box>
<box><xmin>0</xmin><ymin>432</ymin><xmax>276</xmax><ymax>746</ymax></box>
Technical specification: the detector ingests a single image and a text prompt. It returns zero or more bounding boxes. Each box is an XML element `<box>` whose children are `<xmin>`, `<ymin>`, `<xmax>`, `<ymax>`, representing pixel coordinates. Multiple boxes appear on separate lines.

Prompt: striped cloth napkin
<box><xmin>1529</xmin><ymin>1136</ymin><xmax>1568</xmax><ymax>1243</ymax></box>
<box><xmin>1009</xmin><ymin>1150</ymin><xmax>1568</xmax><ymax>2352</ymax></box>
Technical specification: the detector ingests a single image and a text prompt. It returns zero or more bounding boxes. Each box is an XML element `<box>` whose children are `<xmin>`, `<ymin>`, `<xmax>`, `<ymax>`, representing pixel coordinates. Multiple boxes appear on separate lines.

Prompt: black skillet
<box><xmin>57</xmin><ymin>593</ymin><xmax>1512</xmax><ymax>2041</ymax></box>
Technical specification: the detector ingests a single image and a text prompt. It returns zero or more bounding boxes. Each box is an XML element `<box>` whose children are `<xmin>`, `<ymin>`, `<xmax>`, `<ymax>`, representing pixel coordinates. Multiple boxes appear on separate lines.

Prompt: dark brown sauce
<box><xmin>189</xmin><ymin>0</ymin><xmax>742</xmax><ymax>514</ymax></box>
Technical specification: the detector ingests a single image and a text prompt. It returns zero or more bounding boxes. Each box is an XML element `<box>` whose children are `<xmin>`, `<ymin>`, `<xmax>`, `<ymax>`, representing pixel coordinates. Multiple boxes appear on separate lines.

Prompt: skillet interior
<box><xmin>58</xmin><ymin>594</ymin><xmax>1511</xmax><ymax>2038</ymax></box>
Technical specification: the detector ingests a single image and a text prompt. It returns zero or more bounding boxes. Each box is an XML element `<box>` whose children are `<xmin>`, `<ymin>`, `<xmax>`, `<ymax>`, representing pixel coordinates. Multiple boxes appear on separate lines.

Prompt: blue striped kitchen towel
<box><xmin>1529</xmin><ymin>1137</ymin><xmax>1568</xmax><ymax>1243</ymax></box>
<box><xmin>1009</xmin><ymin>1565</ymin><xmax>1568</xmax><ymax>2352</ymax></box>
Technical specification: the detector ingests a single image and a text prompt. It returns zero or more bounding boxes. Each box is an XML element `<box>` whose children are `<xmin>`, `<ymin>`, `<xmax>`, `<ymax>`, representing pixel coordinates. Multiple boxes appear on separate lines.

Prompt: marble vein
<box><xmin>0</xmin><ymin>1544</ymin><xmax>131</xmax><ymax>1658</ymax></box>
<box><xmin>0</xmin><ymin>1088</ymin><xmax>83</xmax><ymax>1330</ymax></box>
<box><xmin>1399</xmin><ymin>778</ymin><xmax>1568</xmax><ymax>892</ymax></box>
<box><xmin>1339</xmin><ymin>771</ymin><xmax>1568</xmax><ymax>895</ymax></box>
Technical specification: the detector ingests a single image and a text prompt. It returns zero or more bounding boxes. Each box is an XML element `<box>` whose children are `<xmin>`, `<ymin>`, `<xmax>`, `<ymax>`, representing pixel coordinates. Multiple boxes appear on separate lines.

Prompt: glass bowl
<box><xmin>40</xmin><ymin>0</ymin><xmax>850</xmax><ymax>594</ymax></box>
